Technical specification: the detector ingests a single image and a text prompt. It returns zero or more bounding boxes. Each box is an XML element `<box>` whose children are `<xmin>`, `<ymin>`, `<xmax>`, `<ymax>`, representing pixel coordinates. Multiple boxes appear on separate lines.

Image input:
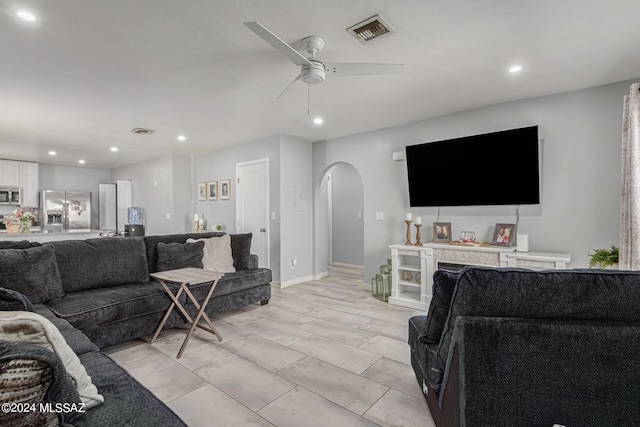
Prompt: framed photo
<box><xmin>433</xmin><ymin>222</ymin><xmax>452</xmax><ymax>243</ymax></box>
<box><xmin>207</xmin><ymin>181</ymin><xmax>217</xmax><ymax>201</ymax></box>
<box><xmin>491</xmin><ymin>223</ymin><xmax>516</xmax><ymax>246</ymax></box>
<box><xmin>197</xmin><ymin>182</ymin><xmax>207</xmax><ymax>201</ymax></box>
<box><xmin>220</xmin><ymin>179</ymin><xmax>231</xmax><ymax>200</ymax></box>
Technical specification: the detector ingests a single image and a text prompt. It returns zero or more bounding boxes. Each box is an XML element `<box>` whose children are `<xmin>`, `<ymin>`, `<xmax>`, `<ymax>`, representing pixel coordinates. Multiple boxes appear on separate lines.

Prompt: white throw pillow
<box><xmin>0</xmin><ymin>311</ymin><xmax>104</xmax><ymax>409</ymax></box>
<box><xmin>187</xmin><ymin>234</ymin><xmax>236</xmax><ymax>273</ymax></box>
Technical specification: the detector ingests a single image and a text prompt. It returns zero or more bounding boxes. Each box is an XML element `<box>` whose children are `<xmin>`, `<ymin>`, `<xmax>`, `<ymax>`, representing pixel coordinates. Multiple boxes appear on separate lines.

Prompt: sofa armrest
<box><xmin>248</xmin><ymin>254</ymin><xmax>259</xmax><ymax>269</ymax></box>
<box><xmin>440</xmin><ymin>317</ymin><xmax>640</xmax><ymax>426</ymax></box>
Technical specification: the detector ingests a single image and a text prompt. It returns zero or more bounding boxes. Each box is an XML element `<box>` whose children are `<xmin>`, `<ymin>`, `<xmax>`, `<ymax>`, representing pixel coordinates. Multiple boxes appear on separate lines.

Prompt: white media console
<box><xmin>388</xmin><ymin>242</ymin><xmax>571</xmax><ymax>311</ymax></box>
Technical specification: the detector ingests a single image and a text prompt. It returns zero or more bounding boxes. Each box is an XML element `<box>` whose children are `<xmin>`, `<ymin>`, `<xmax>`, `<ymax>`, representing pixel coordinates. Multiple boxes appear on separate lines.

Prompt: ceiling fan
<box><xmin>244</xmin><ymin>21</ymin><xmax>404</xmax><ymax>99</ymax></box>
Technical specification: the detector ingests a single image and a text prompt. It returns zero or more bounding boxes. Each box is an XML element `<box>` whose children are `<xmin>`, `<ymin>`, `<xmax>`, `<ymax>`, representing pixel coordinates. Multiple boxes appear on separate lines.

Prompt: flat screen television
<box><xmin>406</xmin><ymin>126</ymin><xmax>540</xmax><ymax>207</ymax></box>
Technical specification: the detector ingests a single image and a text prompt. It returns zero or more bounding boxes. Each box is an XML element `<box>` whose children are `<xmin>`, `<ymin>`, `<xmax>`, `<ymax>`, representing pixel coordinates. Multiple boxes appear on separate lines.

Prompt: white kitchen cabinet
<box><xmin>0</xmin><ymin>160</ymin><xmax>21</xmax><ymax>186</ymax></box>
<box><xmin>19</xmin><ymin>161</ymin><xmax>39</xmax><ymax>207</ymax></box>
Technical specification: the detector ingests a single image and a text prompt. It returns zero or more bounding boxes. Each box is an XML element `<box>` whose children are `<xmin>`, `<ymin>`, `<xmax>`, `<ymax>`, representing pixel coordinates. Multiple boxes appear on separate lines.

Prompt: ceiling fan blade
<box><xmin>244</xmin><ymin>21</ymin><xmax>313</xmax><ymax>67</ymax></box>
<box><xmin>277</xmin><ymin>74</ymin><xmax>302</xmax><ymax>99</ymax></box>
<box><xmin>324</xmin><ymin>62</ymin><xmax>404</xmax><ymax>76</ymax></box>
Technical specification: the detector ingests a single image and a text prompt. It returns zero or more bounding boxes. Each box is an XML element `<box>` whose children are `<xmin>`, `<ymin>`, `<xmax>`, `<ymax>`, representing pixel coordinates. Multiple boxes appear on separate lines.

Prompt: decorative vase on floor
<box><xmin>372</xmin><ymin>259</ymin><xmax>392</xmax><ymax>302</ymax></box>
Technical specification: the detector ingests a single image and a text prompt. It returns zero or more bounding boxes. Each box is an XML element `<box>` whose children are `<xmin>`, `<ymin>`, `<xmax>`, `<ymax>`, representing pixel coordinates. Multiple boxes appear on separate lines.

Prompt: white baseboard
<box><xmin>362</xmin><ymin>281</ymin><xmax>372</xmax><ymax>291</ymax></box>
<box><xmin>315</xmin><ymin>271</ymin><xmax>329</xmax><ymax>280</ymax></box>
<box><xmin>273</xmin><ymin>275</ymin><xmax>315</xmax><ymax>289</ymax></box>
<box><xmin>330</xmin><ymin>262</ymin><xmax>364</xmax><ymax>270</ymax></box>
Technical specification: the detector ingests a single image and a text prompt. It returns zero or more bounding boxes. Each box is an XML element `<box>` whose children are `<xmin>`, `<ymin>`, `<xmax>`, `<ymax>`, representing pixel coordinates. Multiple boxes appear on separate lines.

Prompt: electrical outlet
<box><xmin>357</xmin><ymin>211</ymin><xmax>362</xmax><ymax>219</ymax></box>
<box><xmin>290</xmin><ymin>259</ymin><xmax>297</xmax><ymax>269</ymax></box>
<box><xmin>376</xmin><ymin>212</ymin><xmax>384</xmax><ymax>221</ymax></box>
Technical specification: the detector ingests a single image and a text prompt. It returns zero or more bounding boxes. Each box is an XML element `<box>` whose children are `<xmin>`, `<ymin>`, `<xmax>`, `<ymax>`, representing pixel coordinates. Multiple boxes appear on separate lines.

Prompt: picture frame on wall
<box><xmin>220</xmin><ymin>179</ymin><xmax>231</xmax><ymax>200</ymax></box>
<box><xmin>491</xmin><ymin>223</ymin><xmax>516</xmax><ymax>246</ymax></box>
<box><xmin>207</xmin><ymin>181</ymin><xmax>217</xmax><ymax>201</ymax></box>
<box><xmin>197</xmin><ymin>182</ymin><xmax>207</xmax><ymax>201</ymax></box>
<box><xmin>433</xmin><ymin>222</ymin><xmax>452</xmax><ymax>243</ymax></box>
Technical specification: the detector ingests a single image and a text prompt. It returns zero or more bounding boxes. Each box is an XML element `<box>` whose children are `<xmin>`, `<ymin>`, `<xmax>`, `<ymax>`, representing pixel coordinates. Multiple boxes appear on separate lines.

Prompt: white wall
<box><xmin>110</xmin><ymin>153</ymin><xmax>191</xmax><ymax>235</ymax></box>
<box><xmin>279</xmin><ymin>135</ymin><xmax>313</xmax><ymax>285</ymax></box>
<box><xmin>313</xmin><ymin>79</ymin><xmax>639</xmax><ymax>282</ymax></box>
<box><xmin>39</xmin><ymin>164</ymin><xmax>110</xmax><ymax>229</ymax></box>
<box><xmin>194</xmin><ymin>135</ymin><xmax>282</xmax><ymax>281</ymax></box>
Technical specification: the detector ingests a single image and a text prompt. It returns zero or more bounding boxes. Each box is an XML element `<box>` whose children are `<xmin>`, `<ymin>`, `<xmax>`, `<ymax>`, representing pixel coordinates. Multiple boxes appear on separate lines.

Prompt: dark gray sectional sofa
<box><xmin>0</xmin><ymin>232</ymin><xmax>272</xmax><ymax>426</ymax></box>
<box><xmin>409</xmin><ymin>266</ymin><xmax>640</xmax><ymax>427</ymax></box>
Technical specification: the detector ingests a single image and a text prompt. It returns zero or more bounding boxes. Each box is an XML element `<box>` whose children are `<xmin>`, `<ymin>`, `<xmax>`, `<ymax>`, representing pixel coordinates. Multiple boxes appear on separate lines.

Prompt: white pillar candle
<box><xmin>199</xmin><ymin>218</ymin><xmax>204</xmax><ymax>225</ymax></box>
<box><xmin>405</xmin><ymin>213</ymin><xmax>412</xmax><ymax>221</ymax></box>
<box><xmin>415</xmin><ymin>216</ymin><xmax>422</xmax><ymax>225</ymax></box>
<box><xmin>194</xmin><ymin>214</ymin><xmax>199</xmax><ymax>221</ymax></box>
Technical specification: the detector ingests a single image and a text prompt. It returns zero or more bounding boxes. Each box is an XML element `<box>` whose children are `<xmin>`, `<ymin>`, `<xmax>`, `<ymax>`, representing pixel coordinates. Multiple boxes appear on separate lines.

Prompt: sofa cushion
<box><xmin>0</xmin><ymin>240</ymin><xmax>31</xmax><ymax>249</ymax></box>
<box><xmin>144</xmin><ymin>232</ymin><xmax>225</xmax><ymax>274</ymax></box>
<box><xmin>49</xmin><ymin>237</ymin><xmax>150</xmax><ymax>293</ymax></box>
<box><xmin>79</xmin><ymin>351</ymin><xmax>187</xmax><ymax>426</ymax></box>
<box><xmin>420</xmin><ymin>270</ymin><xmax>458</xmax><ymax>344</ymax></box>
<box><xmin>0</xmin><ymin>245</ymin><xmax>64</xmax><ymax>304</ymax></box>
<box><xmin>433</xmin><ymin>267</ymin><xmax>640</xmax><ymax>392</ymax></box>
<box><xmin>46</xmin><ymin>282</ymin><xmax>184</xmax><ymax>331</ymax></box>
<box><xmin>157</xmin><ymin>241</ymin><xmax>204</xmax><ymax>272</ymax></box>
<box><xmin>230</xmin><ymin>233</ymin><xmax>252</xmax><ymax>270</ymax></box>
<box><xmin>187</xmin><ymin>235</ymin><xmax>236</xmax><ymax>273</ymax></box>
<box><xmin>0</xmin><ymin>311</ymin><xmax>104</xmax><ymax>409</ymax></box>
<box><xmin>0</xmin><ymin>288</ymin><xmax>35</xmax><ymax>312</ymax></box>
<box><xmin>185</xmin><ymin>268</ymin><xmax>272</xmax><ymax>303</ymax></box>
<box><xmin>33</xmin><ymin>304</ymin><xmax>99</xmax><ymax>356</ymax></box>
<box><xmin>409</xmin><ymin>315</ymin><xmax>440</xmax><ymax>390</ymax></box>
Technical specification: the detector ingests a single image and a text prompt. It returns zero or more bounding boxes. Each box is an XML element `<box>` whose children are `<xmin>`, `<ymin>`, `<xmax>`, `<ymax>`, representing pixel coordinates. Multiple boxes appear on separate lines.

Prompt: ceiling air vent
<box><xmin>131</xmin><ymin>127</ymin><xmax>155</xmax><ymax>135</ymax></box>
<box><xmin>346</xmin><ymin>14</ymin><xmax>396</xmax><ymax>44</ymax></box>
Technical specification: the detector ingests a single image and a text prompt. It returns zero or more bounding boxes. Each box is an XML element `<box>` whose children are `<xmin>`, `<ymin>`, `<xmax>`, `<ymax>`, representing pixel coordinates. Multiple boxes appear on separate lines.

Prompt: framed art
<box><xmin>220</xmin><ymin>179</ymin><xmax>231</xmax><ymax>200</ymax></box>
<box><xmin>433</xmin><ymin>222</ymin><xmax>452</xmax><ymax>243</ymax></box>
<box><xmin>207</xmin><ymin>181</ymin><xmax>217</xmax><ymax>201</ymax></box>
<box><xmin>491</xmin><ymin>223</ymin><xmax>516</xmax><ymax>246</ymax></box>
<box><xmin>197</xmin><ymin>182</ymin><xmax>206</xmax><ymax>201</ymax></box>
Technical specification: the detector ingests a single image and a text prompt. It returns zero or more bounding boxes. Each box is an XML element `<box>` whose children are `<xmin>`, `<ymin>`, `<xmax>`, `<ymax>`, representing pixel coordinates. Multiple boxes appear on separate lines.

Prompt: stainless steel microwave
<box><xmin>0</xmin><ymin>187</ymin><xmax>21</xmax><ymax>205</ymax></box>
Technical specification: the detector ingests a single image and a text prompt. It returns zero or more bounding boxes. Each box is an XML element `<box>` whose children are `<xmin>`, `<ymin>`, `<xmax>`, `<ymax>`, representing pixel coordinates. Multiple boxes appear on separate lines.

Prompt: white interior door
<box><xmin>236</xmin><ymin>158</ymin><xmax>269</xmax><ymax>268</ymax></box>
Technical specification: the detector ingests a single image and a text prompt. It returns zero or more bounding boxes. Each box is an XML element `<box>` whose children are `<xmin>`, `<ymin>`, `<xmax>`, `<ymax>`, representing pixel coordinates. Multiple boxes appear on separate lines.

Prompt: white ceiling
<box><xmin>1</xmin><ymin>1</ymin><xmax>639</xmax><ymax>170</ymax></box>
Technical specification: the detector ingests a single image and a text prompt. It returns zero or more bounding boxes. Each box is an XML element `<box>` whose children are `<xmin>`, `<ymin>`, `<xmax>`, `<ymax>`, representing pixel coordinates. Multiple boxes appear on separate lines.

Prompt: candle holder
<box><xmin>193</xmin><ymin>221</ymin><xmax>200</xmax><ymax>233</ymax></box>
<box><xmin>405</xmin><ymin>220</ymin><xmax>413</xmax><ymax>245</ymax></box>
<box><xmin>414</xmin><ymin>224</ymin><xmax>423</xmax><ymax>246</ymax></box>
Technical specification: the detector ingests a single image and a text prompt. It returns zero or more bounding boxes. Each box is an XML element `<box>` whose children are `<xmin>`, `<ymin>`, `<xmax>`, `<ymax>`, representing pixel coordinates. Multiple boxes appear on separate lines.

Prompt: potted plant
<box><xmin>588</xmin><ymin>245</ymin><xmax>619</xmax><ymax>269</ymax></box>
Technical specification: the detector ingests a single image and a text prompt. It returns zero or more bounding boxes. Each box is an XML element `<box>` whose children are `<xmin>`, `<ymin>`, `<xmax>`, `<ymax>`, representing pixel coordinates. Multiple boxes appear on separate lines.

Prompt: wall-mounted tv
<box><xmin>406</xmin><ymin>126</ymin><xmax>540</xmax><ymax>207</ymax></box>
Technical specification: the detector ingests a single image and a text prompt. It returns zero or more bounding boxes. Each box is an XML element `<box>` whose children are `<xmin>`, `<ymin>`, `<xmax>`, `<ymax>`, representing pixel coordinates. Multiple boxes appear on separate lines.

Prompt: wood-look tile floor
<box><xmin>103</xmin><ymin>267</ymin><xmax>436</xmax><ymax>427</ymax></box>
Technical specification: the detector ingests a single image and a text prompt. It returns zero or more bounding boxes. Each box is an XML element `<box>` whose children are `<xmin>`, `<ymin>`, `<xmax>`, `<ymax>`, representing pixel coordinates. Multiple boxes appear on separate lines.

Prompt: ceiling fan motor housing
<box><xmin>301</xmin><ymin>60</ymin><xmax>326</xmax><ymax>84</ymax></box>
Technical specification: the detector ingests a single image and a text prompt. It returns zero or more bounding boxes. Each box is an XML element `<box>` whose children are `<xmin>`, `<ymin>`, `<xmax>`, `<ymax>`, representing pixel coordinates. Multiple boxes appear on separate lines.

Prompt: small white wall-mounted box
<box><xmin>516</xmin><ymin>233</ymin><xmax>529</xmax><ymax>252</ymax></box>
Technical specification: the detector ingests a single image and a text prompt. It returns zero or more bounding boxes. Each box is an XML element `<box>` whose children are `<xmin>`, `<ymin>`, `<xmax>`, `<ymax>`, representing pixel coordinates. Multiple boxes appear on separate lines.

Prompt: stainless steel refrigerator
<box><xmin>41</xmin><ymin>190</ymin><xmax>92</xmax><ymax>232</ymax></box>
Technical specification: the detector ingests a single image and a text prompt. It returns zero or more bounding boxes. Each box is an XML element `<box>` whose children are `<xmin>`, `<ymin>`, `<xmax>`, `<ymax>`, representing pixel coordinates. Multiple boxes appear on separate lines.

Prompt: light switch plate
<box><xmin>375</xmin><ymin>212</ymin><xmax>384</xmax><ymax>221</ymax></box>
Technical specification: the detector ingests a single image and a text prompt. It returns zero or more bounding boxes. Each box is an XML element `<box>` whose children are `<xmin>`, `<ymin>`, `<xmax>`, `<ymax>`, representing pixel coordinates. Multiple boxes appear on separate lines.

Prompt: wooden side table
<box><xmin>150</xmin><ymin>267</ymin><xmax>224</xmax><ymax>359</ymax></box>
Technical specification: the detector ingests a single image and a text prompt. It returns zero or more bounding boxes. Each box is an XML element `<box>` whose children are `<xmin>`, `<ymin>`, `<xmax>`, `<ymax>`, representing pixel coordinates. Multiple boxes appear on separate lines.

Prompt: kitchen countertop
<box><xmin>0</xmin><ymin>229</ymin><xmax>105</xmax><ymax>242</ymax></box>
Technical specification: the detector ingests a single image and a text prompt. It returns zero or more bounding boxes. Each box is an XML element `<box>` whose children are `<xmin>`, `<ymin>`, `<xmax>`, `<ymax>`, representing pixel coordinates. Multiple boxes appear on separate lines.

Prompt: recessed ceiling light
<box><xmin>509</xmin><ymin>65</ymin><xmax>523</xmax><ymax>73</ymax></box>
<box><xmin>78</xmin><ymin>160</ymin><xmax>85</xmax><ymax>164</ymax></box>
<box><xmin>48</xmin><ymin>151</ymin><xmax>56</xmax><ymax>156</ymax></box>
<box><xmin>16</xmin><ymin>10</ymin><xmax>37</xmax><ymax>22</ymax></box>
<box><xmin>110</xmin><ymin>147</ymin><xmax>118</xmax><ymax>152</ymax></box>
<box><xmin>177</xmin><ymin>135</ymin><xmax>186</xmax><ymax>142</ymax></box>
<box><xmin>313</xmin><ymin>117</ymin><xmax>324</xmax><ymax>125</ymax></box>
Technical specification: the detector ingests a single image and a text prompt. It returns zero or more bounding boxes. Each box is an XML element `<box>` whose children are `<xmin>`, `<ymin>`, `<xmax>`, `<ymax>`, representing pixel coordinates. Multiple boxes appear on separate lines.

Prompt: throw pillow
<box><xmin>0</xmin><ymin>246</ymin><xmax>65</xmax><ymax>304</ymax></box>
<box><xmin>230</xmin><ymin>233</ymin><xmax>253</xmax><ymax>270</ymax></box>
<box><xmin>419</xmin><ymin>269</ymin><xmax>459</xmax><ymax>344</ymax></box>
<box><xmin>0</xmin><ymin>340</ymin><xmax>83</xmax><ymax>427</ymax></box>
<box><xmin>187</xmin><ymin>234</ymin><xmax>236</xmax><ymax>273</ymax></box>
<box><xmin>0</xmin><ymin>311</ymin><xmax>104</xmax><ymax>409</ymax></box>
<box><xmin>0</xmin><ymin>288</ymin><xmax>35</xmax><ymax>312</ymax></box>
<box><xmin>156</xmin><ymin>241</ymin><xmax>205</xmax><ymax>272</ymax></box>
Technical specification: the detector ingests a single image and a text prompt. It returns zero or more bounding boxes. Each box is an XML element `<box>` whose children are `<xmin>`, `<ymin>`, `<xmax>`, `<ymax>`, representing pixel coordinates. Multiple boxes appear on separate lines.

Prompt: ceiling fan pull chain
<box><xmin>307</xmin><ymin>82</ymin><xmax>311</xmax><ymax>117</ymax></box>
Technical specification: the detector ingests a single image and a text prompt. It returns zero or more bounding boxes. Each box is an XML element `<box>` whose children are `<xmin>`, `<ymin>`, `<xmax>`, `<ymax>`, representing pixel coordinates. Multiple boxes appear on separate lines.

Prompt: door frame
<box><xmin>235</xmin><ymin>158</ymin><xmax>270</xmax><ymax>269</ymax></box>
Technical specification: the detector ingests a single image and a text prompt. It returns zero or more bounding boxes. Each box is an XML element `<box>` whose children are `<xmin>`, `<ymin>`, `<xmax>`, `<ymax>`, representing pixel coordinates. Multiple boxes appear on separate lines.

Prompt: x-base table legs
<box><xmin>150</xmin><ymin>278</ymin><xmax>223</xmax><ymax>359</ymax></box>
